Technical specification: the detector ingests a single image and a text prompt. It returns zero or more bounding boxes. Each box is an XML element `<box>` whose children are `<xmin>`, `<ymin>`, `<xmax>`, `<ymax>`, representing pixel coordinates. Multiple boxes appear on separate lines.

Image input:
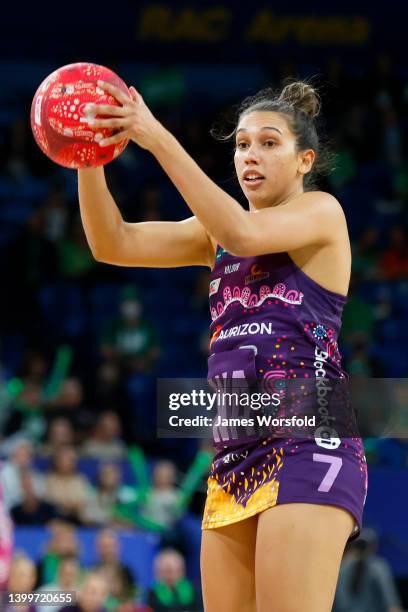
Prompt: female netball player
<box><xmin>78</xmin><ymin>80</ymin><xmax>368</xmax><ymax>612</ymax></box>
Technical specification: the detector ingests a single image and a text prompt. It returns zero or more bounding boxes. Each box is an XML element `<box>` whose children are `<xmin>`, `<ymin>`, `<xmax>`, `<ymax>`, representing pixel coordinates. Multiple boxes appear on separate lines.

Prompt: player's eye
<box><xmin>264</xmin><ymin>140</ymin><xmax>277</xmax><ymax>147</ymax></box>
<box><xmin>236</xmin><ymin>141</ymin><xmax>249</xmax><ymax>150</ymax></box>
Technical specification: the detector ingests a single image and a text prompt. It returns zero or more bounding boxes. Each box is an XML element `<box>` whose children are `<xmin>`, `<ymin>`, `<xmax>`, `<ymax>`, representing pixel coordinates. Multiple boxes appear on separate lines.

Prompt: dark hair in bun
<box><xmin>277</xmin><ymin>81</ymin><xmax>321</xmax><ymax>119</ymax></box>
<box><xmin>213</xmin><ymin>79</ymin><xmax>333</xmax><ymax>190</ymax></box>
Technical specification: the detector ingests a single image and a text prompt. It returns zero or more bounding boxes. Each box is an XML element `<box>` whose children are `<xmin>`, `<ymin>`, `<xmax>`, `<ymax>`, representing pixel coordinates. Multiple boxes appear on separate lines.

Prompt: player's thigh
<box><xmin>255</xmin><ymin>503</ymin><xmax>354</xmax><ymax>612</ymax></box>
<box><xmin>201</xmin><ymin>515</ymin><xmax>258</xmax><ymax>612</ymax></box>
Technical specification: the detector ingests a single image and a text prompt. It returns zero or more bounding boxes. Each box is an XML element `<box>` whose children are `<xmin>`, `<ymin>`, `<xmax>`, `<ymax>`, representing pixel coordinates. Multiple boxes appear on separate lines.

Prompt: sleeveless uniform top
<box><xmin>203</xmin><ymin>248</ymin><xmax>367</xmax><ymax>534</ymax></box>
<box><xmin>208</xmin><ymin>246</ymin><xmax>347</xmax><ymax>380</ymax></box>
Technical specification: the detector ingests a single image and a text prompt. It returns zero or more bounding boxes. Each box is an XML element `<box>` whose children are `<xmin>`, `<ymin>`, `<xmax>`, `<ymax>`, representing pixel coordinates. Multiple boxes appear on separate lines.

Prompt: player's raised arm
<box><xmin>84</xmin><ymin>83</ymin><xmax>248</xmax><ymax>255</ymax></box>
<box><xmin>86</xmin><ymin>81</ymin><xmax>339</xmax><ymax>258</ymax></box>
<box><xmin>77</xmin><ymin>167</ymin><xmax>215</xmax><ymax>268</ymax></box>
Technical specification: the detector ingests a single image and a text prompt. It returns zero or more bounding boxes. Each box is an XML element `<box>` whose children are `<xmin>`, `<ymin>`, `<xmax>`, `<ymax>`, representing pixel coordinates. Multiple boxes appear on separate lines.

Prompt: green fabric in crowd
<box><xmin>58</xmin><ymin>239</ymin><xmax>95</xmax><ymax>278</ymax></box>
<box><xmin>152</xmin><ymin>578</ymin><xmax>195</xmax><ymax>607</ymax></box>
<box><xmin>42</xmin><ymin>553</ymin><xmax>60</xmax><ymax>585</ymax></box>
<box><xmin>341</xmin><ymin>295</ymin><xmax>374</xmax><ymax>338</ymax></box>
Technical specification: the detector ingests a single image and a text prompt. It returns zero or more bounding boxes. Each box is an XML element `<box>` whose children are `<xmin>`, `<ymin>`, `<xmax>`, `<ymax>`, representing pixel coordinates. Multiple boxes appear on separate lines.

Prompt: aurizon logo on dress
<box><xmin>212</xmin><ymin>321</ymin><xmax>273</xmax><ymax>343</ymax></box>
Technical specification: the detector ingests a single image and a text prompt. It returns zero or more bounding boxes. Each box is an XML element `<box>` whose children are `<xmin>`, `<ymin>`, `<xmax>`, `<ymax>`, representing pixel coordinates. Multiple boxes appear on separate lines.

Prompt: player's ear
<box><xmin>298</xmin><ymin>149</ymin><xmax>315</xmax><ymax>176</ymax></box>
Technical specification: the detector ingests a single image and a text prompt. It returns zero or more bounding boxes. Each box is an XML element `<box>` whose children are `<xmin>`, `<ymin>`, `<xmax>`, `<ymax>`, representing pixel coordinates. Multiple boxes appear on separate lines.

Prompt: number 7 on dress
<box><xmin>313</xmin><ymin>453</ymin><xmax>343</xmax><ymax>492</ymax></box>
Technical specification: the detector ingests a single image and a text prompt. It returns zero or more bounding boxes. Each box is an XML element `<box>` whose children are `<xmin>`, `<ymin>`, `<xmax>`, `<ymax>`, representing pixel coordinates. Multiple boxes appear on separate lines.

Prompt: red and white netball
<box><xmin>30</xmin><ymin>62</ymin><xmax>130</xmax><ymax>169</ymax></box>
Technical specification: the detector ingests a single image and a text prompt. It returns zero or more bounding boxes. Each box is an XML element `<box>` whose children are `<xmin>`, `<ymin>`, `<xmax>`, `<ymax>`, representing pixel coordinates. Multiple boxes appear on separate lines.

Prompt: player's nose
<box><xmin>244</xmin><ymin>146</ymin><xmax>261</xmax><ymax>163</ymax></box>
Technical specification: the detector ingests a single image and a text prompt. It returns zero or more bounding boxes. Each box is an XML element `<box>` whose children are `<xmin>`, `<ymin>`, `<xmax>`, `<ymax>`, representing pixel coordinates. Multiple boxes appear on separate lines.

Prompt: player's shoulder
<box><xmin>287</xmin><ymin>191</ymin><xmax>346</xmax><ymax>233</ymax></box>
<box><xmin>292</xmin><ymin>190</ymin><xmax>345</xmax><ymax>218</ymax></box>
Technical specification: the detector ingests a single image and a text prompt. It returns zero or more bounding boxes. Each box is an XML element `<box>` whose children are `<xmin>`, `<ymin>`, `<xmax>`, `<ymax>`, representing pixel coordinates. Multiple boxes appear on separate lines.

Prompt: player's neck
<box><xmin>249</xmin><ymin>184</ymin><xmax>304</xmax><ymax>212</ymax></box>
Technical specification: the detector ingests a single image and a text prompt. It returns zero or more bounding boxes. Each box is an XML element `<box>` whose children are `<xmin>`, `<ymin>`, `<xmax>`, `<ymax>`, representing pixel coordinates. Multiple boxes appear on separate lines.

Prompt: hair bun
<box><xmin>278</xmin><ymin>81</ymin><xmax>321</xmax><ymax>119</ymax></box>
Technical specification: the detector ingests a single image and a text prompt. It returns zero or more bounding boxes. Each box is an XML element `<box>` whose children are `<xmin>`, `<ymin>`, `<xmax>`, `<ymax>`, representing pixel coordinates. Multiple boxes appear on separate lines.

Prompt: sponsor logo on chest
<box><xmin>245</xmin><ymin>264</ymin><xmax>270</xmax><ymax>285</ymax></box>
<box><xmin>224</xmin><ymin>263</ymin><xmax>240</xmax><ymax>274</ymax></box>
<box><xmin>209</xmin><ymin>278</ymin><xmax>221</xmax><ymax>296</ymax></box>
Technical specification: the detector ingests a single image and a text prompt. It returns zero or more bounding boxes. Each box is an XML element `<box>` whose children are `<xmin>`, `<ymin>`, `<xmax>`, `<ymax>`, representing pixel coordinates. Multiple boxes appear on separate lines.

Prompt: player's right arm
<box><xmin>78</xmin><ymin>167</ymin><xmax>215</xmax><ymax>268</ymax></box>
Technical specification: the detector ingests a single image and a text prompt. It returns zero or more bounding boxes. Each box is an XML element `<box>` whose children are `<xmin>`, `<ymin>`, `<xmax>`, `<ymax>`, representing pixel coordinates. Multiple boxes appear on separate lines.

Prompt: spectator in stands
<box><xmin>46</xmin><ymin>381</ymin><xmax>92</xmax><ymax>448</ymax></box>
<box><xmin>6</xmin><ymin>554</ymin><xmax>38</xmax><ymax>612</ymax></box>
<box><xmin>1</xmin><ymin>349</ymin><xmax>50</xmax><ymax>443</ymax></box>
<box><xmin>126</xmin><ymin>452</ymin><xmax>210</xmax><ymax>559</ymax></box>
<box><xmin>93</xmin><ymin>528</ymin><xmax>135</xmax><ymax>589</ymax></box>
<box><xmin>380</xmin><ymin>225</ymin><xmax>408</xmax><ymax>280</ymax></box>
<box><xmin>21</xmin><ymin>350</ymin><xmax>49</xmax><ymax>387</ymax></box>
<box><xmin>139</xmin><ymin>461</ymin><xmax>180</xmax><ymax>532</ymax></box>
<box><xmin>0</xmin><ymin>438</ymin><xmax>45</xmax><ymax>511</ymax></box>
<box><xmin>38</xmin><ymin>555</ymin><xmax>80</xmax><ymax>612</ymax></box>
<box><xmin>333</xmin><ymin>528</ymin><xmax>403</xmax><ymax>612</ymax></box>
<box><xmin>11</xmin><ymin>467</ymin><xmax>58</xmax><ymax>525</ymax></box>
<box><xmin>41</xmin><ymin>418</ymin><xmax>75</xmax><ymax>457</ymax></box>
<box><xmin>49</xmin><ymin>378</ymin><xmax>84</xmax><ymax>411</ymax></box>
<box><xmin>44</xmin><ymin>446</ymin><xmax>92</xmax><ymax>524</ymax></box>
<box><xmin>2</xmin><ymin>380</ymin><xmax>46</xmax><ymax>444</ymax></box>
<box><xmin>147</xmin><ymin>549</ymin><xmax>201</xmax><ymax>612</ymax></box>
<box><xmin>59</xmin><ymin>571</ymin><xmax>109</xmax><ymax>612</ymax></box>
<box><xmin>37</xmin><ymin>520</ymin><xmax>80</xmax><ymax>587</ymax></box>
<box><xmin>82</xmin><ymin>463</ymin><xmax>127</xmax><ymax>526</ymax></box>
<box><xmin>81</xmin><ymin>411</ymin><xmax>126</xmax><ymax>460</ymax></box>
<box><xmin>91</xmin><ymin>361</ymin><xmax>130</xmax><ymax>442</ymax></box>
<box><xmin>98</xmin><ymin>564</ymin><xmax>137</xmax><ymax>611</ymax></box>
<box><xmin>101</xmin><ymin>288</ymin><xmax>159</xmax><ymax>374</ymax></box>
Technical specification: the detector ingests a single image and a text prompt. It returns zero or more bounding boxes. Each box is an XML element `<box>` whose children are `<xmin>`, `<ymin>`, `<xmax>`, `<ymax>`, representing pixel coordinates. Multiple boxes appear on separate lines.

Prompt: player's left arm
<box><xmin>86</xmin><ymin>82</ymin><xmax>341</xmax><ymax>255</ymax></box>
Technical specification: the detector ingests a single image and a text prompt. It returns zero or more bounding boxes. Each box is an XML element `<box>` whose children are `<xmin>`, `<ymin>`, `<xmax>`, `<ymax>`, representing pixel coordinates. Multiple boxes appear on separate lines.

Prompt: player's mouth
<box><xmin>242</xmin><ymin>170</ymin><xmax>265</xmax><ymax>188</ymax></box>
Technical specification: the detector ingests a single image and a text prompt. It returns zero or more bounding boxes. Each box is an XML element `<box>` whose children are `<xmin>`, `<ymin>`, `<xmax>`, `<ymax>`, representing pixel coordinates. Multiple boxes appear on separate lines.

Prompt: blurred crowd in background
<box><xmin>0</xmin><ymin>50</ymin><xmax>408</xmax><ymax>610</ymax></box>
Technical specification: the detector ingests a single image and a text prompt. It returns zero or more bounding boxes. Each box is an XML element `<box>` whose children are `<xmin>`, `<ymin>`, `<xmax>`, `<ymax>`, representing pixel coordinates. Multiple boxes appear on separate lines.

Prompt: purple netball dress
<box><xmin>202</xmin><ymin>247</ymin><xmax>368</xmax><ymax>539</ymax></box>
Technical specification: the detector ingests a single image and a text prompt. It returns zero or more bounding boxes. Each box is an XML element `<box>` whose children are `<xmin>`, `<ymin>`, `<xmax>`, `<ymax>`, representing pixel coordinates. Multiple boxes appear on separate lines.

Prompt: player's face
<box><xmin>234</xmin><ymin>111</ymin><xmax>307</xmax><ymax>208</ymax></box>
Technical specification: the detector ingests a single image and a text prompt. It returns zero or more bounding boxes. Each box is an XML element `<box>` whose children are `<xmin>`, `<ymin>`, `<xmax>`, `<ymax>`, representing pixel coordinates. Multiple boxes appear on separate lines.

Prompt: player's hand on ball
<box><xmin>84</xmin><ymin>81</ymin><xmax>163</xmax><ymax>151</ymax></box>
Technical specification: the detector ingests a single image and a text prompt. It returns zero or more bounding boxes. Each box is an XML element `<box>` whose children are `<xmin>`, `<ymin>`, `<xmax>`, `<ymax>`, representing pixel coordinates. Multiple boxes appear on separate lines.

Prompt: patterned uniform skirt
<box><xmin>203</xmin><ymin>347</ymin><xmax>368</xmax><ymax>539</ymax></box>
<box><xmin>202</xmin><ymin>435</ymin><xmax>368</xmax><ymax>541</ymax></box>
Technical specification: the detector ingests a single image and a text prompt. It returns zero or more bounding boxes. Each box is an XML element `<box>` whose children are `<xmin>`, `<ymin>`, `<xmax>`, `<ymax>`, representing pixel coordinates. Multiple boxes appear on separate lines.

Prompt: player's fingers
<box><xmin>129</xmin><ymin>86</ymin><xmax>141</xmax><ymax>104</ymax></box>
<box><xmin>83</xmin><ymin>104</ymin><xmax>126</xmax><ymax>117</ymax></box>
<box><xmin>99</xmin><ymin>130</ymin><xmax>131</xmax><ymax>147</ymax></box>
<box><xmin>97</xmin><ymin>80</ymin><xmax>130</xmax><ymax>105</ymax></box>
<box><xmin>84</xmin><ymin>117</ymin><xmax>126</xmax><ymax>129</ymax></box>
